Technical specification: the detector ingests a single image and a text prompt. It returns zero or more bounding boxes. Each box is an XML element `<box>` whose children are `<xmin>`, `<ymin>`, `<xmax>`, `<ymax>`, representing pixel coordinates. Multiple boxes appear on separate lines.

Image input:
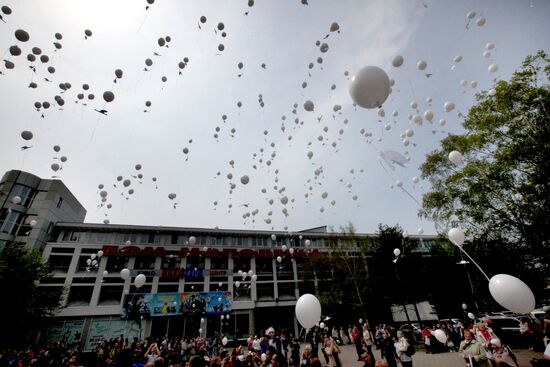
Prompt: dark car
<box><xmin>486</xmin><ymin>315</ymin><xmax>523</xmax><ymax>346</ymax></box>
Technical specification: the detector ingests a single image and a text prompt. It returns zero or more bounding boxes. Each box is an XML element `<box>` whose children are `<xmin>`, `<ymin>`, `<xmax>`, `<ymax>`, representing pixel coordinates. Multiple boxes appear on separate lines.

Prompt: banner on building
<box><xmin>85</xmin><ymin>319</ymin><xmax>140</xmax><ymax>350</ymax></box>
<box><xmin>121</xmin><ymin>291</ymin><xmax>232</xmax><ymax>318</ymax></box>
<box><xmin>179</xmin><ymin>291</ymin><xmax>232</xmax><ymax>314</ymax></box>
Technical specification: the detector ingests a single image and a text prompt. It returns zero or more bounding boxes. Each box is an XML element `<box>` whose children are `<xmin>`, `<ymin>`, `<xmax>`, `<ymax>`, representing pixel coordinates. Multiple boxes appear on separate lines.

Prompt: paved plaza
<box><xmin>331</xmin><ymin>343</ymin><xmax>542</xmax><ymax>367</ymax></box>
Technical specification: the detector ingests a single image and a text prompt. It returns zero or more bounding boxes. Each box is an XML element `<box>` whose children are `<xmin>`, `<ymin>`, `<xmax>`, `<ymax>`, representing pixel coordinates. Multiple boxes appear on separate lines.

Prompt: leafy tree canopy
<box><xmin>420</xmin><ymin>51</ymin><xmax>550</xmax><ymax>280</ymax></box>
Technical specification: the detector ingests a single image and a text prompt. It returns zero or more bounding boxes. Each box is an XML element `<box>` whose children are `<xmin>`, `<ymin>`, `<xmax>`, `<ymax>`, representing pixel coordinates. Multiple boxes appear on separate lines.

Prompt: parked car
<box><xmin>486</xmin><ymin>315</ymin><xmax>524</xmax><ymax>347</ymax></box>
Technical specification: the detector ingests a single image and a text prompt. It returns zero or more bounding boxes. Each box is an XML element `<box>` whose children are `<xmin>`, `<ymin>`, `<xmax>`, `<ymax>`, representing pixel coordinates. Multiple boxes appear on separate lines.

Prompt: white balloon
<box><xmin>276</xmin><ymin>256</ymin><xmax>282</xmax><ymax>263</ymax></box>
<box><xmin>466</xmin><ymin>11</ymin><xmax>476</xmax><ymax>19</ymax></box>
<box><xmin>295</xmin><ymin>294</ymin><xmax>322</xmax><ymax>329</ymax></box>
<box><xmin>489</xmin><ymin>274</ymin><xmax>536</xmax><ymax>313</ymax></box>
<box><xmin>417</xmin><ymin>60</ymin><xmax>427</xmax><ymax>70</ymax></box>
<box><xmin>235</xmin><ymin>281</ymin><xmax>241</xmax><ymax>288</ymax></box>
<box><xmin>240</xmin><ymin>175</ymin><xmax>250</xmax><ymax>185</ymax></box>
<box><xmin>439</xmin><ymin>119</ymin><xmax>446</xmax><ymax>126</ymax></box>
<box><xmin>120</xmin><ymin>268</ymin><xmax>130</xmax><ymax>280</ymax></box>
<box><xmin>462</xmin><ymin>303</ymin><xmax>468</xmax><ymax>310</ymax></box>
<box><xmin>413</xmin><ymin>114</ymin><xmax>422</xmax><ymax>125</ymax></box>
<box><xmin>393</xmin><ymin>248</ymin><xmax>401</xmax><ymax>257</ymax></box>
<box><xmin>488</xmin><ymin>88</ymin><xmax>497</xmax><ymax>96</ymax></box>
<box><xmin>486</xmin><ymin>42</ymin><xmax>495</xmax><ymax>50</ymax></box>
<box><xmin>453</xmin><ymin>55</ymin><xmax>463</xmax><ymax>63</ymax></box>
<box><xmin>97</xmin><ymin>250</ymin><xmax>103</xmax><ymax>257</ymax></box>
<box><xmin>448</xmin><ymin>227</ymin><xmax>465</xmax><ymax>247</ymax></box>
<box><xmin>424</xmin><ymin>110</ymin><xmax>434</xmax><ymax>122</ymax></box>
<box><xmin>468</xmin><ymin>312</ymin><xmax>475</xmax><ymax>320</ymax></box>
<box><xmin>412</xmin><ymin>176</ymin><xmax>419</xmax><ymax>184</ymax></box>
<box><xmin>251</xmin><ymin>274</ymin><xmax>258</xmax><ymax>281</ymax></box>
<box><xmin>434</xmin><ymin>329</ymin><xmax>447</xmax><ymax>344</ymax></box>
<box><xmin>30</xmin><ymin>219</ymin><xmax>37</xmax><ymax>227</ymax></box>
<box><xmin>305</xmin><ymin>239</ymin><xmax>311</xmax><ymax>246</ymax></box>
<box><xmin>11</xmin><ymin>196</ymin><xmax>22</xmax><ymax>204</ymax></box>
<box><xmin>483</xmin><ymin>51</ymin><xmax>491</xmax><ymax>58</ymax></box>
<box><xmin>471</xmin><ymin>81</ymin><xmax>478</xmax><ymax>88</ymax></box>
<box><xmin>417</xmin><ymin>228</ymin><xmax>424</xmax><ymax>235</ymax></box>
<box><xmin>392</xmin><ymin>55</ymin><xmax>404</xmax><ymax>67</ymax></box>
<box><xmin>395</xmin><ymin>180</ymin><xmax>403</xmax><ymax>188</ymax></box>
<box><xmin>103</xmin><ymin>270</ymin><xmax>109</xmax><ymax>277</ymax></box>
<box><xmin>444</xmin><ymin>101</ymin><xmax>455</xmax><ymax>112</ymax></box>
<box><xmin>476</xmin><ymin>17</ymin><xmax>486</xmax><ymax>26</ymax></box>
<box><xmin>488</xmin><ymin>64</ymin><xmax>498</xmax><ymax>73</ymax></box>
<box><xmin>449</xmin><ymin>151</ymin><xmax>463</xmax><ymax>165</ymax></box>
<box><xmin>304</xmin><ymin>100</ymin><xmax>314</xmax><ymax>112</ymax></box>
<box><xmin>189</xmin><ymin>236</ymin><xmax>197</xmax><ymax>245</ymax></box>
<box><xmin>319</xmin><ymin>322</ymin><xmax>325</xmax><ymax>329</ymax></box>
<box><xmin>134</xmin><ymin>274</ymin><xmax>146</xmax><ymax>289</ymax></box>
<box><xmin>222</xmin><ymin>337</ymin><xmax>228</xmax><ymax>346</ymax></box>
<box><xmin>349</xmin><ymin>66</ymin><xmax>390</xmax><ymax>109</ymax></box>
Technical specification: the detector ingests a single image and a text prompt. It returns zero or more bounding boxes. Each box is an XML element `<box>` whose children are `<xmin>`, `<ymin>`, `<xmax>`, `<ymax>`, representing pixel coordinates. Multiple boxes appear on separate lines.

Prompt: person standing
<box><xmin>362</xmin><ymin>325</ymin><xmax>375</xmax><ymax>356</ymax></box>
<box><xmin>379</xmin><ymin>331</ymin><xmax>398</xmax><ymax>367</ymax></box>
<box><xmin>394</xmin><ymin>331</ymin><xmax>412</xmax><ymax>367</ymax></box>
<box><xmin>352</xmin><ymin>326</ymin><xmax>363</xmax><ymax>360</ymax></box>
<box><xmin>459</xmin><ymin>330</ymin><xmax>490</xmax><ymax>367</ymax></box>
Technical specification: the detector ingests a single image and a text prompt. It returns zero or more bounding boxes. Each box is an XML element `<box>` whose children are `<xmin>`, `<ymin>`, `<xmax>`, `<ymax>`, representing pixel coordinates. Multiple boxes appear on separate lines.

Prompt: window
<box><xmin>157</xmin><ymin>284</ymin><xmax>179</xmax><ymax>293</ymax></box>
<box><xmin>57</xmin><ymin>197</ymin><xmax>63</xmax><ymax>208</ymax></box>
<box><xmin>210</xmin><ymin>257</ymin><xmax>228</xmax><ymax>270</ymax></box>
<box><xmin>51</xmin><ymin>247</ymin><xmax>75</xmax><ymax>254</ymax></box>
<box><xmin>67</xmin><ymin>286</ymin><xmax>93</xmax><ymax>306</ymax></box>
<box><xmin>105</xmin><ymin>256</ymin><xmax>128</xmax><ymax>272</ymax></box>
<box><xmin>256</xmin><ymin>283</ymin><xmax>274</xmax><ymax>300</ymax></box>
<box><xmin>277</xmin><ymin>282</ymin><xmax>296</xmax><ymax>300</ymax></box>
<box><xmin>0</xmin><ymin>208</ymin><xmax>25</xmax><ymax>235</ymax></box>
<box><xmin>77</xmin><ymin>255</ymin><xmax>98</xmax><ymax>273</ymax></box>
<box><xmin>10</xmin><ymin>184</ymin><xmax>37</xmax><ymax>207</ymax></box>
<box><xmin>276</xmin><ymin>259</ymin><xmax>294</xmax><ymax>280</ymax></box>
<box><xmin>49</xmin><ymin>255</ymin><xmax>72</xmax><ymax>272</ymax></box>
<box><xmin>298</xmin><ymin>280</ymin><xmax>316</xmax><ymax>296</ymax></box>
<box><xmin>134</xmin><ymin>256</ymin><xmax>156</xmax><ymax>269</ymax></box>
<box><xmin>233</xmin><ymin>258</ymin><xmax>250</xmax><ymax>273</ymax></box>
<box><xmin>69</xmin><ymin>231</ymin><xmax>80</xmax><ymax>242</ymax></box>
<box><xmin>255</xmin><ymin>258</ymin><xmax>273</xmax><ymax>275</ymax></box>
<box><xmin>171</xmin><ymin>234</ymin><xmax>178</xmax><ymax>244</ymax></box>
<box><xmin>252</xmin><ymin>237</ymin><xmax>268</xmax><ymax>247</ymax></box>
<box><xmin>40</xmin><ymin>277</ymin><xmax>66</xmax><ymax>284</ymax></box>
<box><xmin>98</xmin><ymin>286</ymin><xmax>123</xmax><ymax>305</ymax></box>
<box><xmin>183</xmin><ymin>283</ymin><xmax>202</xmax><ymax>292</ymax></box>
<box><xmin>233</xmin><ymin>282</ymin><xmax>252</xmax><ymax>301</ymax></box>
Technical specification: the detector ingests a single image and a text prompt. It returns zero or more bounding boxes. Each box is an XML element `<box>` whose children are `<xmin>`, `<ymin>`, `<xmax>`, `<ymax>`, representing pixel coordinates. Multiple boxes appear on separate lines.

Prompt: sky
<box><xmin>0</xmin><ymin>0</ymin><xmax>549</xmax><ymax>235</ymax></box>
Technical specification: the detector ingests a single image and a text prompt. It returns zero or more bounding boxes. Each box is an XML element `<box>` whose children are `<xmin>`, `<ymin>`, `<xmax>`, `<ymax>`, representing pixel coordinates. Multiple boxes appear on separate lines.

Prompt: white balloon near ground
<box><xmin>295</xmin><ymin>293</ymin><xmax>322</xmax><ymax>329</ymax></box>
<box><xmin>449</xmin><ymin>150</ymin><xmax>463</xmax><ymax>165</ymax></box>
<box><xmin>349</xmin><ymin>66</ymin><xmax>390</xmax><ymax>109</ymax></box>
<box><xmin>434</xmin><ymin>329</ymin><xmax>447</xmax><ymax>344</ymax></box>
<box><xmin>489</xmin><ymin>274</ymin><xmax>536</xmax><ymax>313</ymax></box>
<box><xmin>392</xmin><ymin>55</ymin><xmax>404</xmax><ymax>67</ymax></box>
<box><xmin>417</xmin><ymin>60</ymin><xmax>427</xmax><ymax>70</ymax></box>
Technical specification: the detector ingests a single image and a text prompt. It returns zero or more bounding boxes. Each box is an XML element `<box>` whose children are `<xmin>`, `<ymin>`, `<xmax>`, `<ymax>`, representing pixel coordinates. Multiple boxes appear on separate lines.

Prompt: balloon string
<box><xmin>456</xmin><ymin>245</ymin><xmax>490</xmax><ymax>282</ymax></box>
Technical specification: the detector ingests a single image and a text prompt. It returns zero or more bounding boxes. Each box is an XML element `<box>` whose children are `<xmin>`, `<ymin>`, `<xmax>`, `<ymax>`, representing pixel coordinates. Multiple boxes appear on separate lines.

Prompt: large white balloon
<box><xmin>349</xmin><ymin>66</ymin><xmax>390</xmax><ymax>109</ymax></box>
<box><xmin>449</xmin><ymin>151</ymin><xmax>463</xmax><ymax>165</ymax></box>
<box><xmin>434</xmin><ymin>329</ymin><xmax>447</xmax><ymax>344</ymax></box>
<box><xmin>134</xmin><ymin>273</ymin><xmax>146</xmax><ymax>289</ymax></box>
<box><xmin>448</xmin><ymin>228</ymin><xmax>465</xmax><ymax>247</ymax></box>
<box><xmin>189</xmin><ymin>236</ymin><xmax>197</xmax><ymax>245</ymax></box>
<box><xmin>120</xmin><ymin>268</ymin><xmax>130</xmax><ymax>280</ymax></box>
<box><xmin>489</xmin><ymin>274</ymin><xmax>536</xmax><ymax>313</ymax></box>
<box><xmin>295</xmin><ymin>294</ymin><xmax>322</xmax><ymax>329</ymax></box>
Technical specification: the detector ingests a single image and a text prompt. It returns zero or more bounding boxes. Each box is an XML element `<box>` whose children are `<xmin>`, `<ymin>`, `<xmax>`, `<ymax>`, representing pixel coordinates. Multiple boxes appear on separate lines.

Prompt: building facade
<box><xmin>0</xmin><ymin>170</ymin><xmax>437</xmax><ymax>350</ymax></box>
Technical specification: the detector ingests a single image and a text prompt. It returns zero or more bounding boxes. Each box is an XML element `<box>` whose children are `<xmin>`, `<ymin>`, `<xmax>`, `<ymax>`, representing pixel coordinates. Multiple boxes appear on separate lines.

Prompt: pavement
<box><xmin>329</xmin><ymin>343</ymin><xmax>543</xmax><ymax>367</ymax></box>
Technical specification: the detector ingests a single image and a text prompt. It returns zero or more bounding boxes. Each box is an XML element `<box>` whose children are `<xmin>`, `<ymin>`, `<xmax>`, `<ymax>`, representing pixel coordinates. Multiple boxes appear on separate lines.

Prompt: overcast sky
<box><xmin>1</xmin><ymin>0</ymin><xmax>548</xmax><ymax>235</ymax></box>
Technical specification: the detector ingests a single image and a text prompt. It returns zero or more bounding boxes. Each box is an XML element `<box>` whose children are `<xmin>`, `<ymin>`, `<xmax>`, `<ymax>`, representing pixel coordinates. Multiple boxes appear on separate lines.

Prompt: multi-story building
<box><xmin>0</xmin><ymin>170</ymin><xmax>438</xmax><ymax>350</ymax></box>
<box><xmin>0</xmin><ymin>170</ymin><xmax>86</xmax><ymax>251</ymax></box>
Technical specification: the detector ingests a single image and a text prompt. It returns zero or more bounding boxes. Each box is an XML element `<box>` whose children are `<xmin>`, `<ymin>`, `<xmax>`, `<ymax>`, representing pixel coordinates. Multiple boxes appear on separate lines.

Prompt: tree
<box><xmin>306</xmin><ymin>223</ymin><xmax>372</xmax><ymax>325</ymax></box>
<box><xmin>420</xmin><ymin>51</ymin><xmax>550</xmax><ymax>301</ymax></box>
<box><xmin>0</xmin><ymin>241</ymin><xmax>66</xmax><ymax>347</ymax></box>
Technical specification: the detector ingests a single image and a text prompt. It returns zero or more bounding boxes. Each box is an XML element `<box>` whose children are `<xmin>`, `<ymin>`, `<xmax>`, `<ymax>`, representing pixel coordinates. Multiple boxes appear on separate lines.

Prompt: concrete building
<box><xmin>0</xmin><ymin>170</ymin><xmax>438</xmax><ymax>350</ymax></box>
<box><xmin>0</xmin><ymin>170</ymin><xmax>87</xmax><ymax>251</ymax></box>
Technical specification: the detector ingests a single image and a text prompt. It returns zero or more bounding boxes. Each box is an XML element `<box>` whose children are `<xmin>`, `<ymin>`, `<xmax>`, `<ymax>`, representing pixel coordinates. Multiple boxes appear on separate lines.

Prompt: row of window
<box><xmin>43</xmin><ymin>280</ymin><xmax>311</xmax><ymax>307</ymax></box>
<box><xmin>57</xmin><ymin>230</ymin><xmax>324</xmax><ymax>248</ymax></box>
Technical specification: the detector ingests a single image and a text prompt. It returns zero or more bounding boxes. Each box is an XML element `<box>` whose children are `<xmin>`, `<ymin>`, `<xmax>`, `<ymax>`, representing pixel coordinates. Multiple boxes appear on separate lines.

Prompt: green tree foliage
<box><xmin>420</xmin><ymin>51</ymin><xmax>550</xmax><ymax>299</ymax></box>
<box><xmin>0</xmin><ymin>242</ymin><xmax>65</xmax><ymax>347</ymax></box>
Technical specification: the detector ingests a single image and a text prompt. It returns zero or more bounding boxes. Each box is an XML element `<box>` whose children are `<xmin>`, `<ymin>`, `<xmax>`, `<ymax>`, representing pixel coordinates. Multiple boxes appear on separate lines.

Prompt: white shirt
<box><xmin>395</xmin><ymin>337</ymin><xmax>412</xmax><ymax>362</ymax></box>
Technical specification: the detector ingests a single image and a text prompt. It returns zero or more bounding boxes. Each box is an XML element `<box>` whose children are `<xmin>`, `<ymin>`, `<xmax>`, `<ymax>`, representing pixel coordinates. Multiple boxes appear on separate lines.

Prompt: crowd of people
<box><xmin>1</xmin><ymin>317</ymin><xmax>550</xmax><ymax>367</ymax></box>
